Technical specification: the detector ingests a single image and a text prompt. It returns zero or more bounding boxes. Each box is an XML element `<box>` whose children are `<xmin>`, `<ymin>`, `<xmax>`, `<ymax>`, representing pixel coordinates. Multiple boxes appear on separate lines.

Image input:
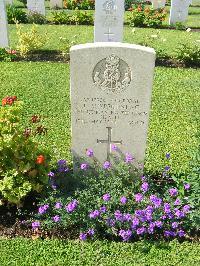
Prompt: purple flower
<box><xmin>38</xmin><ymin>204</ymin><xmax>49</xmax><ymax>215</ymax></box>
<box><xmin>103</xmin><ymin>161</ymin><xmax>111</xmax><ymax>169</ymax></box>
<box><xmin>141</xmin><ymin>182</ymin><xmax>149</xmax><ymax>193</ymax></box>
<box><xmin>175</xmin><ymin>210</ymin><xmax>185</xmax><ymax>219</ymax></box>
<box><xmin>48</xmin><ymin>171</ymin><xmax>55</xmax><ymax>178</ymax></box>
<box><xmin>184</xmin><ymin>183</ymin><xmax>190</xmax><ymax>190</ymax></box>
<box><xmin>125</xmin><ymin>152</ymin><xmax>134</xmax><ymax>163</ymax></box>
<box><xmin>89</xmin><ymin>210</ymin><xmax>100</xmax><ymax>219</ymax></box>
<box><xmin>177</xmin><ymin>230</ymin><xmax>185</xmax><ymax>237</ymax></box>
<box><xmin>57</xmin><ymin>159</ymin><xmax>66</xmax><ymax>166</ymax></box>
<box><xmin>148</xmin><ymin>222</ymin><xmax>155</xmax><ymax>234</ymax></box>
<box><xmin>174</xmin><ymin>198</ymin><xmax>181</xmax><ymax>206</ymax></box>
<box><xmin>132</xmin><ymin>217</ymin><xmax>140</xmax><ymax>229</ymax></box>
<box><xmin>136</xmin><ymin>227</ymin><xmax>146</xmax><ymax>235</ymax></box>
<box><xmin>81</xmin><ymin>163</ymin><xmax>88</xmax><ymax>170</ymax></box>
<box><xmin>119</xmin><ymin>229</ymin><xmax>132</xmax><ymax>241</ymax></box>
<box><xmin>100</xmin><ymin>206</ymin><xmax>107</xmax><ymax>213</ymax></box>
<box><xmin>86</xmin><ymin>148</ymin><xmax>94</xmax><ymax>157</ymax></box>
<box><xmin>65</xmin><ymin>200</ymin><xmax>78</xmax><ymax>213</ymax></box>
<box><xmin>169</xmin><ymin>188</ymin><xmax>178</xmax><ymax>197</ymax></box>
<box><xmin>114</xmin><ymin>210</ymin><xmax>124</xmax><ymax>222</ymax></box>
<box><xmin>52</xmin><ymin>215</ymin><xmax>60</xmax><ymax>222</ymax></box>
<box><xmin>155</xmin><ymin>221</ymin><xmax>163</xmax><ymax>228</ymax></box>
<box><xmin>164</xmin><ymin>203</ymin><xmax>171</xmax><ymax>213</ymax></box>
<box><xmin>106</xmin><ymin>218</ymin><xmax>115</xmax><ymax>227</ymax></box>
<box><xmin>134</xmin><ymin>193</ymin><xmax>143</xmax><ymax>202</ymax></box>
<box><xmin>166</xmin><ymin>153</ymin><xmax>170</xmax><ymax>159</ymax></box>
<box><xmin>172</xmin><ymin>222</ymin><xmax>179</xmax><ymax>229</ymax></box>
<box><xmin>87</xmin><ymin>228</ymin><xmax>95</xmax><ymax>236</ymax></box>
<box><xmin>55</xmin><ymin>202</ymin><xmax>62</xmax><ymax>209</ymax></box>
<box><xmin>183</xmin><ymin>205</ymin><xmax>190</xmax><ymax>213</ymax></box>
<box><xmin>111</xmin><ymin>144</ymin><xmax>118</xmax><ymax>151</ymax></box>
<box><xmin>165</xmin><ymin>166</ymin><xmax>171</xmax><ymax>171</ymax></box>
<box><xmin>79</xmin><ymin>232</ymin><xmax>87</xmax><ymax>241</ymax></box>
<box><xmin>150</xmin><ymin>195</ymin><xmax>162</xmax><ymax>208</ymax></box>
<box><xmin>32</xmin><ymin>221</ymin><xmax>40</xmax><ymax>230</ymax></box>
<box><xmin>102</xmin><ymin>193</ymin><xmax>111</xmax><ymax>201</ymax></box>
<box><xmin>164</xmin><ymin>230</ymin><xmax>176</xmax><ymax>237</ymax></box>
<box><xmin>141</xmin><ymin>175</ymin><xmax>146</xmax><ymax>181</ymax></box>
<box><xmin>124</xmin><ymin>213</ymin><xmax>132</xmax><ymax>221</ymax></box>
<box><xmin>52</xmin><ymin>185</ymin><xmax>57</xmax><ymax>190</ymax></box>
<box><xmin>120</xmin><ymin>196</ymin><xmax>127</xmax><ymax>205</ymax></box>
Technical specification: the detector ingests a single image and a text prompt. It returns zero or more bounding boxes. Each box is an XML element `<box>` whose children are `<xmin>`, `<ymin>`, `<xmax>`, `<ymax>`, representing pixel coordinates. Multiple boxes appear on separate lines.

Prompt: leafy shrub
<box><xmin>27</xmin><ymin>11</ymin><xmax>47</xmax><ymax>24</ymax></box>
<box><xmin>51</xmin><ymin>10</ymin><xmax>94</xmax><ymax>25</ymax></box>
<box><xmin>59</xmin><ymin>35</ymin><xmax>78</xmax><ymax>58</ymax></box>
<box><xmin>16</xmin><ymin>23</ymin><xmax>47</xmax><ymax>57</ymax></box>
<box><xmin>29</xmin><ymin>149</ymin><xmax>193</xmax><ymax>241</ymax></box>
<box><xmin>0</xmin><ymin>48</ymin><xmax>17</xmax><ymax>62</ymax></box>
<box><xmin>6</xmin><ymin>5</ymin><xmax>27</xmax><ymax>24</ymax></box>
<box><xmin>175</xmin><ymin>38</ymin><xmax>200</xmax><ymax>66</ymax></box>
<box><xmin>18</xmin><ymin>0</ymin><xmax>27</xmax><ymax>6</ymax></box>
<box><xmin>0</xmin><ymin>97</ymin><xmax>51</xmax><ymax>205</ymax></box>
<box><xmin>64</xmin><ymin>0</ymin><xmax>95</xmax><ymax>10</ymax></box>
<box><xmin>128</xmin><ymin>4</ymin><xmax>167</xmax><ymax>28</ymax></box>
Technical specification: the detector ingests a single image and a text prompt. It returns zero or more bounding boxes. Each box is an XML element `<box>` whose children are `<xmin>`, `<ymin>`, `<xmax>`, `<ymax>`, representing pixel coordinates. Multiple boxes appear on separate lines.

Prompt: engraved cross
<box><xmin>104</xmin><ymin>28</ymin><xmax>114</xmax><ymax>41</ymax></box>
<box><xmin>97</xmin><ymin>127</ymin><xmax>122</xmax><ymax>161</ymax></box>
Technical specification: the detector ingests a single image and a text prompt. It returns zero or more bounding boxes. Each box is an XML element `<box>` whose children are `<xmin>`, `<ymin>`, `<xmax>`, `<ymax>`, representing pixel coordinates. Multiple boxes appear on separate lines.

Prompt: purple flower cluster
<box><xmin>103</xmin><ymin>161</ymin><xmax>111</xmax><ymax>169</ymax></box>
<box><xmin>65</xmin><ymin>200</ymin><xmax>78</xmax><ymax>213</ymax></box>
<box><xmin>32</xmin><ymin>221</ymin><xmax>40</xmax><ymax>230</ymax></box>
<box><xmin>141</xmin><ymin>182</ymin><xmax>149</xmax><ymax>193</ymax></box>
<box><xmin>86</xmin><ymin>148</ymin><xmax>94</xmax><ymax>157</ymax></box>
<box><xmin>89</xmin><ymin>210</ymin><xmax>100</xmax><ymax>219</ymax></box>
<box><xmin>102</xmin><ymin>193</ymin><xmax>111</xmax><ymax>201</ymax></box>
<box><xmin>79</xmin><ymin>228</ymin><xmax>95</xmax><ymax>241</ymax></box>
<box><xmin>125</xmin><ymin>152</ymin><xmax>134</xmax><ymax>163</ymax></box>
<box><xmin>57</xmin><ymin>159</ymin><xmax>69</xmax><ymax>173</ymax></box>
<box><xmin>38</xmin><ymin>204</ymin><xmax>49</xmax><ymax>215</ymax></box>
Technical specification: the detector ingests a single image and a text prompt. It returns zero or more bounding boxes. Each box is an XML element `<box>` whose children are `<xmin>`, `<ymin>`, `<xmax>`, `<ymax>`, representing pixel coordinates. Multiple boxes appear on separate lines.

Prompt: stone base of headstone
<box><xmin>70</xmin><ymin>43</ymin><xmax>155</xmax><ymax>166</ymax></box>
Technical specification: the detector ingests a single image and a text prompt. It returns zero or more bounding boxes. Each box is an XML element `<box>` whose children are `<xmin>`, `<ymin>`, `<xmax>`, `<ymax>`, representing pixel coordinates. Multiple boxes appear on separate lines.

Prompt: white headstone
<box><xmin>70</xmin><ymin>43</ymin><xmax>155</xmax><ymax>165</ymax></box>
<box><xmin>94</xmin><ymin>0</ymin><xmax>125</xmax><ymax>42</ymax></box>
<box><xmin>151</xmin><ymin>0</ymin><xmax>166</xmax><ymax>9</ymax></box>
<box><xmin>5</xmin><ymin>0</ymin><xmax>13</xmax><ymax>5</ymax></box>
<box><xmin>27</xmin><ymin>0</ymin><xmax>46</xmax><ymax>15</ymax></box>
<box><xmin>50</xmin><ymin>0</ymin><xmax>63</xmax><ymax>9</ymax></box>
<box><xmin>169</xmin><ymin>0</ymin><xmax>191</xmax><ymax>25</ymax></box>
<box><xmin>0</xmin><ymin>0</ymin><xmax>9</xmax><ymax>48</ymax></box>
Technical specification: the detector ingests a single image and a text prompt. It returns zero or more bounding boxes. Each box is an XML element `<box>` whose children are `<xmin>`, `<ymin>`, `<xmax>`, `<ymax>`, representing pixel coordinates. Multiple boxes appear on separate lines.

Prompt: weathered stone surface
<box><xmin>50</xmin><ymin>0</ymin><xmax>63</xmax><ymax>9</ymax></box>
<box><xmin>0</xmin><ymin>0</ymin><xmax>9</xmax><ymax>48</ymax></box>
<box><xmin>27</xmin><ymin>0</ymin><xmax>46</xmax><ymax>15</ymax></box>
<box><xmin>169</xmin><ymin>0</ymin><xmax>191</xmax><ymax>25</ymax></box>
<box><xmin>94</xmin><ymin>0</ymin><xmax>125</xmax><ymax>42</ymax></box>
<box><xmin>70</xmin><ymin>43</ymin><xmax>155</xmax><ymax>165</ymax></box>
<box><xmin>151</xmin><ymin>0</ymin><xmax>166</xmax><ymax>9</ymax></box>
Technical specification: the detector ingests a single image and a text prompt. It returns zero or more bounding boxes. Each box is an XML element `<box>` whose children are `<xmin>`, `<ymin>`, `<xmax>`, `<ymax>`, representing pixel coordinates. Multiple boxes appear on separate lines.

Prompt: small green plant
<box><xmin>59</xmin><ymin>35</ymin><xmax>78</xmax><ymax>58</ymax></box>
<box><xmin>16</xmin><ymin>23</ymin><xmax>47</xmax><ymax>57</ymax></box>
<box><xmin>27</xmin><ymin>11</ymin><xmax>47</xmax><ymax>25</ymax></box>
<box><xmin>0</xmin><ymin>48</ymin><xmax>17</xmax><ymax>62</ymax></box>
<box><xmin>175</xmin><ymin>37</ymin><xmax>200</xmax><ymax>66</ymax></box>
<box><xmin>0</xmin><ymin>97</ymin><xmax>51</xmax><ymax>205</ymax></box>
<box><xmin>64</xmin><ymin>0</ymin><xmax>95</xmax><ymax>10</ymax></box>
<box><xmin>174</xmin><ymin>22</ymin><xmax>186</xmax><ymax>30</ymax></box>
<box><xmin>6</xmin><ymin>4</ymin><xmax>27</xmax><ymax>24</ymax></box>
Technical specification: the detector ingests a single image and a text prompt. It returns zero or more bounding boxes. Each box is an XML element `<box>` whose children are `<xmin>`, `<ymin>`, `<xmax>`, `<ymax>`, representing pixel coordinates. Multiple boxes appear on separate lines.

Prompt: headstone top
<box><xmin>94</xmin><ymin>0</ymin><xmax>125</xmax><ymax>42</ymax></box>
<box><xmin>71</xmin><ymin>42</ymin><xmax>155</xmax><ymax>55</ymax></box>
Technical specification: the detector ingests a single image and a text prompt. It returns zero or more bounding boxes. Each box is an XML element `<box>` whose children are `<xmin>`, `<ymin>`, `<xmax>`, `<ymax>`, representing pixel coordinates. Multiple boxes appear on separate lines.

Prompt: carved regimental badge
<box><xmin>93</xmin><ymin>54</ymin><xmax>132</xmax><ymax>94</ymax></box>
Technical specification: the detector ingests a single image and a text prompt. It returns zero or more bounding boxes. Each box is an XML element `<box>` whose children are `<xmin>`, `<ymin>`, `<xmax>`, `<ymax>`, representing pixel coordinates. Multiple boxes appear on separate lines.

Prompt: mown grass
<box><xmin>0</xmin><ymin>63</ymin><xmax>199</xmax><ymax>174</ymax></box>
<box><xmin>0</xmin><ymin>238</ymin><xmax>199</xmax><ymax>266</ymax></box>
<box><xmin>8</xmin><ymin>23</ymin><xmax>200</xmax><ymax>60</ymax></box>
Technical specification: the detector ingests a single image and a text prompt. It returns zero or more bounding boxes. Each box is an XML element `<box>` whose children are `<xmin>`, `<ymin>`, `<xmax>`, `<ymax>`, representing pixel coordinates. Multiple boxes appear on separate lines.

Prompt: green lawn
<box><xmin>0</xmin><ymin>238</ymin><xmax>199</xmax><ymax>266</ymax></box>
<box><xmin>0</xmin><ymin>63</ymin><xmax>199</xmax><ymax>174</ymax></box>
<box><xmin>8</xmin><ymin>24</ymin><xmax>200</xmax><ymax>60</ymax></box>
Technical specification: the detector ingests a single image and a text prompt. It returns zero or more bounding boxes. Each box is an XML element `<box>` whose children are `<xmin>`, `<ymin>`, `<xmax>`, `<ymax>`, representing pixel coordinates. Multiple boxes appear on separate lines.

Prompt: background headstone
<box><xmin>50</xmin><ymin>0</ymin><xmax>63</xmax><ymax>9</ymax></box>
<box><xmin>94</xmin><ymin>0</ymin><xmax>125</xmax><ymax>42</ymax></box>
<box><xmin>27</xmin><ymin>0</ymin><xmax>46</xmax><ymax>15</ymax></box>
<box><xmin>0</xmin><ymin>0</ymin><xmax>9</xmax><ymax>48</ymax></box>
<box><xmin>151</xmin><ymin>0</ymin><xmax>166</xmax><ymax>9</ymax></box>
<box><xmin>169</xmin><ymin>0</ymin><xmax>191</xmax><ymax>25</ymax></box>
<box><xmin>70</xmin><ymin>43</ymin><xmax>155</xmax><ymax>165</ymax></box>
<box><xmin>5</xmin><ymin>0</ymin><xmax>13</xmax><ymax>5</ymax></box>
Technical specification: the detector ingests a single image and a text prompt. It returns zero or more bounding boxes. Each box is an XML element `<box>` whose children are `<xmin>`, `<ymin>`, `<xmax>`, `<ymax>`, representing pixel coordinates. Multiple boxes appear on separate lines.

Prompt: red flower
<box><xmin>2</xmin><ymin>98</ymin><xmax>7</xmax><ymax>106</ymax></box>
<box><xmin>36</xmin><ymin>155</ymin><xmax>45</xmax><ymax>164</ymax></box>
<box><xmin>1</xmin><ymin>96</ymin><xmax>17</xmax><ymax>106</ymax></box>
